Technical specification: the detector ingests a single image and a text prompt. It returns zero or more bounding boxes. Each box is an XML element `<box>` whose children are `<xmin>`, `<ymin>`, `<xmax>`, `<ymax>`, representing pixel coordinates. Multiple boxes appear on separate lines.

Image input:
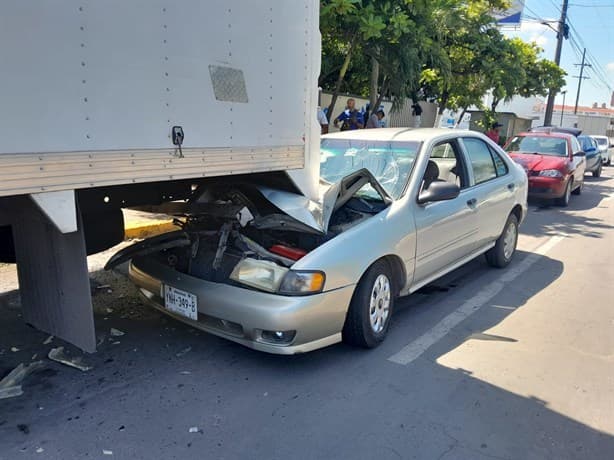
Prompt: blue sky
<box><xmin>504</xmin><ymin>0</ymin><xmax>614</xmax><ymax>108</ymax></box>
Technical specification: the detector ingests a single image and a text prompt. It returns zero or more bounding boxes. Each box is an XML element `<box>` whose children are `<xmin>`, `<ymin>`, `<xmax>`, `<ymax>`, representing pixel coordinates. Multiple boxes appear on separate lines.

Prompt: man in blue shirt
<box><xmin>333</xmin><ymin>98</ymin><xmax>364</xmax><ymax>131</ymax></box>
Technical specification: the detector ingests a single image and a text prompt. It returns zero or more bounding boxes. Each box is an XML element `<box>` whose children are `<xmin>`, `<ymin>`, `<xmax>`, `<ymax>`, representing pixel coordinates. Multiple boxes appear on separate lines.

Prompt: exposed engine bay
<box><xmin>106</xmin><ymin>169</ymin><xmax>390</xmax><ymax>292</ymax></box>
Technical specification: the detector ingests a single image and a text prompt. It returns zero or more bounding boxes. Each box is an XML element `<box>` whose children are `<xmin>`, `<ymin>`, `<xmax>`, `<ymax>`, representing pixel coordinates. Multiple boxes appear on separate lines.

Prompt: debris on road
<box><xmin>0</xmin><ymin>361</ymin><xmax>44</xmax><ymax>400</ymax></box>
<box><xmin>48</xmin><ymin>347</ymin><xmax>93</xmax><ymax>372</ymax></box>
<box><xmin>36</xmin><ymin>447</ymin><xmax>44</xmax><ymax>454</ymax></box>
<box><xmin>180</xmin><ymin>371</ymin><xmax>191</xmax><ymax>375</ymax></box>
<box><xmin>188</xmin><ymin>426</ymin><xmax>200</xmax><ymax>433</ymax></box>
<box><xmin>176</xmin><ymin>346</ymin><xmax>192</xmax><ymax>357</ymax></box>
<box><xmin>43</xmin><ymin>335</ymin><xmax>54</xmax><ymax>345</ymax></box>
<box><xmin>110</xmin><ymin>328</ymin><xmax>125</xmax><ymax>337</ymax></box>
<box><xmin>11</xmin><ymin>346</ymin><xmax>19</xmax><ymax>352</ymax></box>
<box><xmin>103</xmin><ymin>449</ymin><xmax>113</xmax><ymax>455</ymax></box>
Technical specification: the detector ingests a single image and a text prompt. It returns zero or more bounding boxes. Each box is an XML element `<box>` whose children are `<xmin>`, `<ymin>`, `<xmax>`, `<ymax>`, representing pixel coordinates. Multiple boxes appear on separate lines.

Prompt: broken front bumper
<box><xmin>129</xmin><ymin>257</ymin><xmax>355</xmax><ymax>354</ymax></box>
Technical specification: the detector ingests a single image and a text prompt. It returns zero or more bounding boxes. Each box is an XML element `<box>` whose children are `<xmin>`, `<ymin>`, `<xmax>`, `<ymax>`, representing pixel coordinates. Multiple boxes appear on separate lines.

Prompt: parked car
<box><xmin>504</xmin><ymin>129</ymin><xmax>586</xmax><ymax>207</ymax></box>
<box><xmin>578</xmin><ymin>135</ymin><xmax>602</xmax><ymax>177</ymax></box>
<box><xmin>107</xmin><ymin>128</ymin><xmax>528</xmax><ymax>354</ymax></box>
<box><xmin>591</xmin><ymin>135</ymin><xmax>612</xmax><ymax>166</ymax></box>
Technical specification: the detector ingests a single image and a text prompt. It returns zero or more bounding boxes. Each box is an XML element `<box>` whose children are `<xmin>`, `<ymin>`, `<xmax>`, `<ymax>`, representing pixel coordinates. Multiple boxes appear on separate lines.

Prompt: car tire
<box><xmin>571</xmin><ymin>178</ymin><xmax>582</xmax><ymax>196</ymax></box>
<box><xmin>485</xmin><ymin>213</ymin><xmax>519</xmax><ymax>269</ymax></box>
<box><xmin>593</xmin><ymin>163</ymin><xmax>602</xmax><ymax>178</ymax></box>
<box><xmin>556</xmin><ymin>180</ymin><xmax>572</xmax><ymax>206</ymax></box>
<box><xmin>342</xmin><ymin>260</ymin><xmax>395</xmax><ymax>349</ymax></box>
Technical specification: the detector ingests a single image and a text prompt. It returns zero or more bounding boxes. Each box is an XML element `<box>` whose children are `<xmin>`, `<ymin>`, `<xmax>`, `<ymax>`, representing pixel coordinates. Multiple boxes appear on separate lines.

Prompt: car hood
<box><xmin>257</xmin><ymin>168</ymin><xmax>392</xmax><ymax>233</ymax></box>
<box><xmin>508</xmin><ymin>152</ymin><xmax>566</xmax><ymax>172</ymax></box>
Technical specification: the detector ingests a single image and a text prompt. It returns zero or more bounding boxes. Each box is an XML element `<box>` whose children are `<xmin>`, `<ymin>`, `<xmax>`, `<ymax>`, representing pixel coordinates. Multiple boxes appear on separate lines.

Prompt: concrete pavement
<box><xmin>1</xmin><ymin>170</ymin><xmax>613</xmax><ymax>459</ymax></box>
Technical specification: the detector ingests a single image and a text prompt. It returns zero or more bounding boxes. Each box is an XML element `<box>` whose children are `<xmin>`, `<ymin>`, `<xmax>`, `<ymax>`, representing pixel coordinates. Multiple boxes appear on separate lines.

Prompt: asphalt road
<box><xmin>1</xmin><ymin>170</ymin><xmax>613</xmax><ymax>460</ymax></box>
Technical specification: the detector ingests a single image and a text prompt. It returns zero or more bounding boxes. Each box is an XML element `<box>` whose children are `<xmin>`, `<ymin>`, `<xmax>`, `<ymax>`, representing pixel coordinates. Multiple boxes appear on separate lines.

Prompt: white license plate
<box><xmin>163</xmin><ymin>285</ymin><xmax>198</xmax><ymax>321</ymax></box>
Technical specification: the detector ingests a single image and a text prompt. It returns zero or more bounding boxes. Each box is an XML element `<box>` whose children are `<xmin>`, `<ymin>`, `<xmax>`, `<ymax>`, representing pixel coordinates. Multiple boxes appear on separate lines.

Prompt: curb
<box><xmin>124</xmin><ymin>220</ymin><xmax>177</xmax><ymax>240</ymax></box>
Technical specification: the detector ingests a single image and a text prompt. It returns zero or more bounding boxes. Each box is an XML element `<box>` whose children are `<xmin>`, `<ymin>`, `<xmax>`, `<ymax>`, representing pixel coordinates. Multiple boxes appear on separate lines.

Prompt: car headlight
<box><xmin>279</xmin><ymin>271</ymin><xmax>325</xmax><ymax>296</ymax></box>
<box><xmin>230</xmin><ymin>258</ymin><xmax>288</xmax><ymax>293</ymax></box>
<box><xmin>230</xmin><ymin>258</ymin><xmax>325</xmax><ymax>295</ymax></box>
<box><xmin>538</xmin><ymin>169</ymin><xmax>563</xmax><ymax>178</ymax></box>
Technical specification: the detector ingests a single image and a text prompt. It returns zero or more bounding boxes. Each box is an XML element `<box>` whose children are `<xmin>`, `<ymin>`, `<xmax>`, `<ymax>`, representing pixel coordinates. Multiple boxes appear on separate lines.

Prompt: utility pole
<box><xmin>560</xmin><ymin>90</ymin><xmax>567</xmax><ymax>126</ymax></box>
<box><xmin>543</xmin><ymin>0</ymin><xmax>569</xmax><ymax>126</ymax></box>
<box><xmin>573</xmin><ymin>48</ymin><xmax>591</xmax><ymax>114</ymax></box>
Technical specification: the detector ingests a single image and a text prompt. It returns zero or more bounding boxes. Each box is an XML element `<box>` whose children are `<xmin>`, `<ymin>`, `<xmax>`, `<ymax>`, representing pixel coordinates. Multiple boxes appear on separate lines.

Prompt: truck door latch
<box><xmin>171</xmin><ymin>126</ymin><xmax>184</xmax><ymax>158</ymax></box>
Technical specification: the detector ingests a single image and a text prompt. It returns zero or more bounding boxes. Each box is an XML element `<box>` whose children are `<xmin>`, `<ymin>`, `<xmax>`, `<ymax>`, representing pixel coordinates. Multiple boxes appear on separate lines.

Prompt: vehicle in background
<box><xmin>108</xmin><ymin>128</ymin><xmax>528</xmax><ymax>354</ymax></box>
<box><xmin>578</xmin><ymin>135</ymin><xmax>602</xmax><ymax>177</ymax></box>
<box><xmin>504</xmin><ymin>130</ymin><xmax>586</xmax><ymax>207</ymax></box>
<box><xmin>591</xmin><ymin>135</ymin><xmax>612</xmax><ymax>166</ymax></box>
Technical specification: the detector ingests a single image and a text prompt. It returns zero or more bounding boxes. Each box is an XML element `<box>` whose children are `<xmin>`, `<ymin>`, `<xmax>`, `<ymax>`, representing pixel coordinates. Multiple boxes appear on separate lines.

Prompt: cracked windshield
<box><xmin>320</xmin><ymin>139</ymin><xmax>420</xmax><ymax>199</ymax></box>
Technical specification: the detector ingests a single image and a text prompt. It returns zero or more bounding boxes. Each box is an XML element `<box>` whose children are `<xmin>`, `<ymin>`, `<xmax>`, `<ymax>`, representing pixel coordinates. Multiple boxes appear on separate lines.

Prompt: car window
<box><xmin>320</xmin><ymin>139</ymin><xmax>420</xmax><ymax>199</ymax></box>
<box><xmin>505</xmin><ymin>135</ymin><xmax>568</xmax><ymax>157</ymax></box>
<box><xmin>489</xmin><ymin>146</ymin><xmax>509</xmax><ymax>176</ymax></box>
<box><xmin>594</xmin><ymin>137</ymin><xmax>608</xmax><ymax>146</ymax></box>
<box><xmin>570</xmin><ymin>136</ymin><xmax>581</xmax><ymax>154</ymax></box>
<box><xmin>423</xmin><ymin>140</ymin><xmax>468</xmax><ymax>190</ymax></box>
<box><xmin>462</xmin><ymin>138</ymin><xmax>497</xmax><ymax>185</ymax></box>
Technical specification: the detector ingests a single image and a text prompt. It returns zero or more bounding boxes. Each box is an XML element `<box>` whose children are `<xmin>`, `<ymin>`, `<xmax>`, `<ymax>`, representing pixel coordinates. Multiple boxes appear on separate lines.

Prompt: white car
<box><xmin>592</xmin><ymin>135</ymin><xmax>612</xmax><ymax>166</ymax></box>
<box><xmin>109</xmin><ymin>128</ymin><xmax>528</xmax><ymax>354</ymax></box>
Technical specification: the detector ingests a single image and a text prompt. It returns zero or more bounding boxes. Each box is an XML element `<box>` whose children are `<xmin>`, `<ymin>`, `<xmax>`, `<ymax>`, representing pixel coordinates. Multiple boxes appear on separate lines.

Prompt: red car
<box><xmin>504</xmin><ymin>130</ymin><xmax>586</xmax><ymax>207</ymax></box>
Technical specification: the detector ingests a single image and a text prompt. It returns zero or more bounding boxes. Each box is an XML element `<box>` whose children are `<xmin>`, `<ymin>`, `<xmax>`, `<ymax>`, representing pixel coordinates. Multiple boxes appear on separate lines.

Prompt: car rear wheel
<box><xmin>342</xmin><ymin>260</ymin><xmax>394</xmax><ymax>348</ymax></box>
<box><xmin>486</xmin><ymin>213</ymin><xmax>518</xmax><ymax>269</ymax></box>
<box><xmin>593</xmin><ymin>163</ymin><xmax>602</xmax><ymax>178</ymax></box>
<box><xmin>556</xmin><ymin>180</ymin><xmax>572</xmax><ymax>206</ymax></box>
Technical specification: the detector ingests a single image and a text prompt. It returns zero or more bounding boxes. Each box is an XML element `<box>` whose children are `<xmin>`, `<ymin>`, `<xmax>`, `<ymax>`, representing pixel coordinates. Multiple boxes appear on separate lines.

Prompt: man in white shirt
<box><xmin>317</xmin><ymin>107</ymin><xmax>329</xmax><ymax>134</ymax></box>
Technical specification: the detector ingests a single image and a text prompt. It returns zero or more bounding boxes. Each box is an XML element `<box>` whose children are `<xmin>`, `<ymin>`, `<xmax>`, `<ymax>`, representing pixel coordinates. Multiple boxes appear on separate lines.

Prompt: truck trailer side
<box><xmin>0</xmin><ymin>0</ymin><xmax>321</xmax><ymax>351</ymax></box>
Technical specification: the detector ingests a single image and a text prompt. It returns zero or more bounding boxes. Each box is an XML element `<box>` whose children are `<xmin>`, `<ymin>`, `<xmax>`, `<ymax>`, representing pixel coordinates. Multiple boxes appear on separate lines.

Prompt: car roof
<box><xmin>322</xmin><ymin>127</ymin><xmax>480</xmax><ymax>143</ymax></box>
<box><xmin>515</xmin><ymin>131</ymin><xmax>574</xmax><ymax>140</ymax></box>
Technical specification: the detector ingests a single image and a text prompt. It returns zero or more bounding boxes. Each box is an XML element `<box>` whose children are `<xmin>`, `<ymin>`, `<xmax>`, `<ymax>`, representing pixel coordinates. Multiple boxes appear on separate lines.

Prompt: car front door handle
<box><xmin>507</xmin><ymin>183</ymin><xmax>515</xmax><ymax>191</ymax></box>
<box><xmin>466</xmin><ymin>198</ymin><xmax>477</xmax><ymax>208</ymax></box>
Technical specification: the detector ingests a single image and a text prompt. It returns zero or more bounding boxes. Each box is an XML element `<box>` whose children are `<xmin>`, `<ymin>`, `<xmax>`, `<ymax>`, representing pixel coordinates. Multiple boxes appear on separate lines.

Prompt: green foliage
<box><xmin>320</xmin><ymin>0</ymin><xmax>567</xmax><ymax>119</ymax></box>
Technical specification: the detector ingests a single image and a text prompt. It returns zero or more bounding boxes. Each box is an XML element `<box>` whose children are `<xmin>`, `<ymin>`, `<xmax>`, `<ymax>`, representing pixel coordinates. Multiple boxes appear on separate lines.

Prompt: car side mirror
<box><xmin>573</xmin><ymin>151</ymin><xmax>585</xmax><ymax>157</ymax></box>
<box><xmin>418</xmin><ymin>182</ymin><xmax>461</xmax><ymax>205</ymax></box>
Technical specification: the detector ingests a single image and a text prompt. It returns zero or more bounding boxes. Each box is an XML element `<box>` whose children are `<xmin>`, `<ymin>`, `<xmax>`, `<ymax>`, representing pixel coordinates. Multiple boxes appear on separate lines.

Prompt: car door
<box><xmin>460</xmin><ymin>137</ymin><xmax>515</xmax><ymax>249</ymax></box>
<box><xmin>412</xmin><ymin>138</ymin><xmax>480</xmax><ymax>286</ymax></box>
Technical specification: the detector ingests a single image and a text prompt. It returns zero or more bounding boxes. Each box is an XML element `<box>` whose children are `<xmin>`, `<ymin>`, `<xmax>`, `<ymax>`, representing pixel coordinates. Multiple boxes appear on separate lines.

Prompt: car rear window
<box><xmin>505</xmin><ymin>136</ymin><xmax>568</xmax><ymax>157</ymax></box>
<box><xmin>594</xmin><ymin>137</ymin><xmax>608</xmax><ymax>146</ymax></box>
<box><xmin>320</xmin><ymin>139</ymin><xmax>420</xmax><ymax>199</ymax></box>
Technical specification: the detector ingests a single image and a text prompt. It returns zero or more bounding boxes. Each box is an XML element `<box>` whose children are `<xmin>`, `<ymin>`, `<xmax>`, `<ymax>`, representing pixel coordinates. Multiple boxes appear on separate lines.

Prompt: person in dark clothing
<box><xmin>411</xmin><ymin>102</ymin><xmax>423</xmax><ymax>127</ymax></box>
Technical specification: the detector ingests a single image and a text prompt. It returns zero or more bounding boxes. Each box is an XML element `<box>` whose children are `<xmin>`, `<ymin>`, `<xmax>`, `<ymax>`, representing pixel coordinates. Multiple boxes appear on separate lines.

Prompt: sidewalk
<box><xmin>122</xmin><ymin>209</ymin><xmax>178</xmax><ymax>240</ymax></box>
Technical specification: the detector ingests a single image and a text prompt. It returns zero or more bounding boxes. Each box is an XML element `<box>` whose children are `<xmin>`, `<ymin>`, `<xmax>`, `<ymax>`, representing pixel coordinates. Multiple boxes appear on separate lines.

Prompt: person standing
<box><xmin>411</xmin><ymin>101</ymin><xmax>423</xmax><ymax>128</ymax></box>
<box><xmin>333</xmin><ymin>98</ymin><xmax>364</xmax><ymax>131</ymax></box>
<box><xmin>366</xmin><ymin>110</ymin><xmax>385</xmax><ymax>129</ymax></box>
<box><xmin>486</xmin><ymin>122</ymin><xmax>503</xmax><ymax>144</ymax></box>
<box><xmin>317</xmin><ymin>106</ymin><xmax>329</xmax><ymax>134</ymax></box>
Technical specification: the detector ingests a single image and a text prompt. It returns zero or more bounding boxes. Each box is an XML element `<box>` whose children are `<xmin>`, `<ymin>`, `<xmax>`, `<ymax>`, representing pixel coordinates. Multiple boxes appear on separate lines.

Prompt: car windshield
<box><xmin>505</xmin><ymin>135</ymin><xmax>568</xmax><ymax>157</ymax></box>
<box><xmin>320</xmin><ymin>138</ymin><xmax>421</xmax><ymax>200</ymax></box>
<box><xmin>594</xmin><ymin>137</ymin><xmax>608</xmax><ymax>146</ymax></box>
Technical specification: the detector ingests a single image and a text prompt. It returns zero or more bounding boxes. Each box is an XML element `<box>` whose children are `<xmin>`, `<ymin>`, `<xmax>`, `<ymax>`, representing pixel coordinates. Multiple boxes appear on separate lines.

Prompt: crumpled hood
<box><xmin>509</xmin><ymin>152</ymin><xmax>566</xmax><ymax>172</ymax></box>
<box><xmin>257</xmin><ymin>168</ymin><xmax>392</xmax><ymax>233</ymax></box>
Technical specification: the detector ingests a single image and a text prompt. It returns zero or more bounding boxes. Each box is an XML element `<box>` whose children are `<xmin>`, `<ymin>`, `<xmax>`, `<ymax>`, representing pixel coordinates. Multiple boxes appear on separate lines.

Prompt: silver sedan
<box><xmin>107</xmin><ymin>128</ymin><xmax>528</xmax><ymax>354</ymax></box>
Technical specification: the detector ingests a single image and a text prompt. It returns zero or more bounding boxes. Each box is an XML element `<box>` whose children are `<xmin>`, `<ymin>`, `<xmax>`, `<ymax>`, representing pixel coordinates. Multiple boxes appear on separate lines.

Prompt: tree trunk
<box><xmin>374</xmin><ymin>76</ymin><xmax>389</xmax><ymax>111</ymax></box>
<box><xmin>434</xmin><ymin>92</ymin><xmax>449</xmax><ymax>127</ymax></box>
<box><xmin>455</xmin><ymin>107</ymin><xmax>468</xmax><ymax>128</ymax></box>
<box><xmin>327</xmin><ymin>36</ymin><xmax>356</xmax><ymax>123</ymax></box>
<box><xmin>369</xmin><ymin>52</ymin><xmax>380</xmax><ymax>111</ymax></box>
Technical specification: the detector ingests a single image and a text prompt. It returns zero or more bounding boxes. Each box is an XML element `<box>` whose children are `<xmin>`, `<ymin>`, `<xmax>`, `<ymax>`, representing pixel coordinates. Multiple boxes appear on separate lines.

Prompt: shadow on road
<box><xmin>3</xmin><ymin>248</ymin><xmax>612</xmax><ymax>459</ymax></box>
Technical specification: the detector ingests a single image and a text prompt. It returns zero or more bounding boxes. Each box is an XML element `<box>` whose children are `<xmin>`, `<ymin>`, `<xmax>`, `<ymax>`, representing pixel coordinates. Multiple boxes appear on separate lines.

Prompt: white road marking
<box><xmin>387</xmin><ymin>235</ymin><xmax>567</xmax><ymax>365</ymax></box>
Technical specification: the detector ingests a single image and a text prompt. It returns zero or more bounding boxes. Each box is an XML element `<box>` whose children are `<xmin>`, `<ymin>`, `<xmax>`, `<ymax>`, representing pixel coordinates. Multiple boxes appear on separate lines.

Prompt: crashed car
<box><xmin>107</xmin><ymin>128</ymin><xmax>528</xmax><ymax>354</ymax></box>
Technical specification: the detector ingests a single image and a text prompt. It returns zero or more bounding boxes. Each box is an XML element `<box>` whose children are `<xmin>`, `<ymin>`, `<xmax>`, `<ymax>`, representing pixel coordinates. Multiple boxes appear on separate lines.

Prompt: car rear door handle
<box><xmin>466</xmin><ymin>198</ymin><xmax>477</xmax><ymax>208</ymax></box>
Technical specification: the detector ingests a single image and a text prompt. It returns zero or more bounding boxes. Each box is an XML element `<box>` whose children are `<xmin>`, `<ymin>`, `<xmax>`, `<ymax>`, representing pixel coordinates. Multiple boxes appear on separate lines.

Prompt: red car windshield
<box><xmin>505</xmin><ymin>135</ymin><xmax>568</xmax><ymax>157</ymax></box>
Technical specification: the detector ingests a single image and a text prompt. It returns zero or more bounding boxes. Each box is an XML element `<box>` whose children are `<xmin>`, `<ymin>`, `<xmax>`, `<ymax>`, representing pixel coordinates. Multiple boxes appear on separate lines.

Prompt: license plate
<box><xmin>163</xmin><ymin>285</ymin><xmax>198</xmax><ymax>320</ymax></box>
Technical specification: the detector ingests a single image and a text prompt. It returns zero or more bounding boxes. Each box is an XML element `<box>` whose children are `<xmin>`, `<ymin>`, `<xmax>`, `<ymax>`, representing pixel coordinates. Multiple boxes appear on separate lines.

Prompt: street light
<box><xmin>560</xmin><ymin>90</ymin><xmax>567</xmax><ymax>126</ymax></box>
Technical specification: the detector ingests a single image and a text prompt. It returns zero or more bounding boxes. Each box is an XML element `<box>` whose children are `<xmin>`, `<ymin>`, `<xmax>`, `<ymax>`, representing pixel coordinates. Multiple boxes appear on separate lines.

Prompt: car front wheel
<box><xmin>556</xmin><ymin>180</ymin><xmax>572</xmax><ymax>206</ymax></box>
<box><xmin>486</xmin><ymin>213</ymin><xmax>519</xmax><ymax>268</ymax></box>
<box><xmin>342</xmin><ymin>260</ymin><xmax>395</xmax><ymax>348</ymax></box>
<box><xmin>593</xmin><ymin>163</ymin><xmax>602</xmax><ymax>178</ymax></box>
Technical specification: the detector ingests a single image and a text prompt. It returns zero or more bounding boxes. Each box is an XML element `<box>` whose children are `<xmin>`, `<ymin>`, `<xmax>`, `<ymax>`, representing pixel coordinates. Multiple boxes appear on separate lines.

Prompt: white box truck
<box><xmin>0</xmin><ymin>0</ymin><xmax>321</xmax><ymax>351</ymax></box>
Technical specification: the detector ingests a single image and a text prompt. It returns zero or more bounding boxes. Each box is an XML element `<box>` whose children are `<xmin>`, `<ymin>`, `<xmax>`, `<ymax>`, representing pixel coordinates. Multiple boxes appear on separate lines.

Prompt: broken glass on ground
<box><xmin>0</xmin><ymin>361</ymin><xmax>44</xmax><ymax>400</ymax></box>
<box><xmin>47</xmin><ymin>347</ymin><xmax>92</xmax><ymax>372</ymax></box>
